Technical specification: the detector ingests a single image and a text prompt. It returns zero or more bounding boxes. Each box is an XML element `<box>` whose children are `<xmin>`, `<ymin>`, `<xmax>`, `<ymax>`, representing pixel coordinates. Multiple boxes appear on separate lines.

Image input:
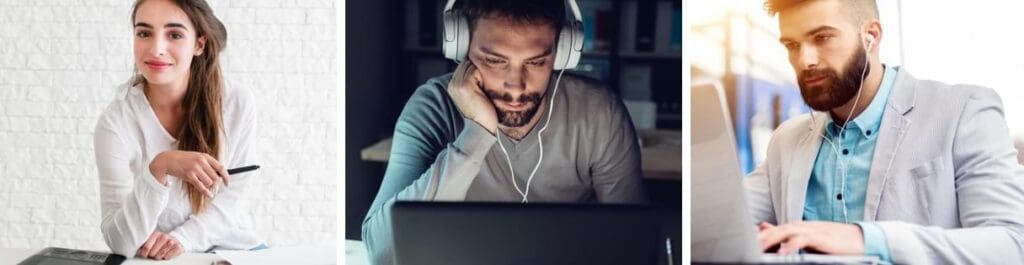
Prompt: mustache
<box><xmin>482</xmin><ymin>89</ymin><xmax>543</xmax><ymax>104</ymax></box>
<box><xmin>799</xmin><ymin>68</ymin><xmax>833</xmax><ymax>84</ymax></box>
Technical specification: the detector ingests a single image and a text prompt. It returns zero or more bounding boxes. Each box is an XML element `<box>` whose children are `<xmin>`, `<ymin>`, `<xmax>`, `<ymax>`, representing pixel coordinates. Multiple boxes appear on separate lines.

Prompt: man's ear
<box><xmin>195</xmin><ymin>35</ymin><xmax>207</xmax><ymax>56</ymax></box>
<box><xmin>862</xmin><ymin>20</ymin><xmax>882</xmax><ymax>51</ymax></box>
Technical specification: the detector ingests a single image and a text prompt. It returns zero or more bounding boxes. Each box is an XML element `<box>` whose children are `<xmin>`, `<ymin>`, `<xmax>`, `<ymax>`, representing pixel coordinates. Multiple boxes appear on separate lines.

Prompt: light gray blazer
<box><xmin>744</xmin><ymin>68</ymin><xmax>1024</xmax><ymax>264</ymax></box>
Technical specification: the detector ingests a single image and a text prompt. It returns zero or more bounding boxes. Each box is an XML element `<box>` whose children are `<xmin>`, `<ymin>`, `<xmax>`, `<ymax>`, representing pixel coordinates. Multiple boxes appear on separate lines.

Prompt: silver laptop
<box><xmin>690</xmin><ymin>83</ymin><xmax>878</xmax><ymax>264</ymax></box>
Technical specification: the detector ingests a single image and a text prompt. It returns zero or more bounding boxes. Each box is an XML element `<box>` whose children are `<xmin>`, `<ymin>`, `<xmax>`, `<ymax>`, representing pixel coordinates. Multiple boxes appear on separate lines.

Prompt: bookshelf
<box><xmin>400</xmin><ymin>0</ymin><xmax>682</xmax><ymax>129</ymax></box>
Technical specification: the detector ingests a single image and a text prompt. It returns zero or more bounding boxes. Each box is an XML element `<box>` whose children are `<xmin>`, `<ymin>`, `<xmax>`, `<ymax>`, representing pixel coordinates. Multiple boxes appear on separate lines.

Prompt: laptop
<box><xmin>690</xmin><ymin>83</ymin><xmax>878</xmax><ymax>264</ymax></box>
<box><xmin>391</xmin><ymin>201</ymin><xmax>680</xmax><ymax>265</ymax></box>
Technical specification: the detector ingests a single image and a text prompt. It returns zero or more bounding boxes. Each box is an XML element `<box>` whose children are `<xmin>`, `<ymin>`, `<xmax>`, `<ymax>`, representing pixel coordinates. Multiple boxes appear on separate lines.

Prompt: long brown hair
<box><xmin>132</xmin><ymin>0</ymin><xmax>228</xmax><ymax>214</ymax></box>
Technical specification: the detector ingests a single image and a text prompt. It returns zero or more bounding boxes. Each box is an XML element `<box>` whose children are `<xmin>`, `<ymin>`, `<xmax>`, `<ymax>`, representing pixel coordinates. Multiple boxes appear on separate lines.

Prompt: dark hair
<box><xmin>131</xmin><ymin>0</ymin><xmax>228</xmax><ymax>215</ymax></box>
<box><xmin>461</xmin><ymin>0</ymin><xmax>565</xmax><ymax>36</ymax></box>
<box><xmin>764</xmin><ymin>0</ymin><xmax>878</xmax><ymax>23</ymax></box>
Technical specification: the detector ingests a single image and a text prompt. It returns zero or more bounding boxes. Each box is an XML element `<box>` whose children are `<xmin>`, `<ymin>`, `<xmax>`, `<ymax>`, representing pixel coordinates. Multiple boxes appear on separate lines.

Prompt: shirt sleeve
<box><xmin>95</xmin><ymin>109</ymin><xmax>172</xmax><ymax>257</ymax></box>
<box><xmin>168</xmin><ymin>87</ymin><xmax>261</xmax><ymax>252</ymax></box>
<box><xmin>856</xmin><ymin>222</ymin><xmax>892</xmax><ymax>263</ymax></box>
<box><xmin>362</xmin><ymin>80</ymin><xmax>497</xmax><ymax>265</ymax></box>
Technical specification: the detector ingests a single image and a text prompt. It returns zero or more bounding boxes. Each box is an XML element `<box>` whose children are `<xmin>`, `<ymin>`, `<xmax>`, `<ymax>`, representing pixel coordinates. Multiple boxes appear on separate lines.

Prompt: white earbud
<box><xmin>865</xmin><ymin>36</ymin><xmax>875</xmax><ymax>50</ymax></box>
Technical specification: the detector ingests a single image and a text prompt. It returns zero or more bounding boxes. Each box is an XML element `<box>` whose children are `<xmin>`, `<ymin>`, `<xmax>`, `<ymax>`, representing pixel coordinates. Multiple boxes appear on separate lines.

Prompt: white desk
<box><xmin>1</xmin><ymin>248</ymin><xmax>222</xmax><ymax>264</ymax></box>
<box><xmin>4</xmin><ymin>244</ymin><xmax>338</xmax><ymax>265</ymax></box>
<box><xmin>345</xmin><ymin>240</ymin><xmax>369</xmax><ymax>265</ymax></box>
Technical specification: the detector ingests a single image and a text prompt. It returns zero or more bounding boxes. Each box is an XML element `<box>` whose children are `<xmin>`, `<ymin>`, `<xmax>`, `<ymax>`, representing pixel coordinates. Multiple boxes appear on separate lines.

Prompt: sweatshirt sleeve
<box><xmin>362</xmin><ymin>77</ymin><xmax>497</xmax><ymax>265</ymax></box>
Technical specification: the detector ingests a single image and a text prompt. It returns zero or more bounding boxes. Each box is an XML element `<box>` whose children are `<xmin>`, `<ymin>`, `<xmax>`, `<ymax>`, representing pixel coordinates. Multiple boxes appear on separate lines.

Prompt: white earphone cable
<box><xmin>812</xmin><ymin>36</ymin><xmax>872</xmax><ymax>223</ymax></box>
<box><xmin>496</xmin><ymin>5</ymin><xmax>576</xmax><ymax>203</ymax></box>
<box><xmin>450</xmin><ymin>0</ymin><xmax>578</xmax><ymax>203</ymax></box>
<box><xmin>496</xmin><ymin>68</ymin><xmax>563</xmax><ymax>203</ymax></box>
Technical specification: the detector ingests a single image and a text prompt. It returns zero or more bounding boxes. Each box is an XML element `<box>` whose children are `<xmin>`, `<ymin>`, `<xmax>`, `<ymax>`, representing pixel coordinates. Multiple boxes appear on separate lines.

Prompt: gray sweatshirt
<box><xmin>361</xmin><ymin>72</ymin><xmax>647</xmax><ymax>265</ymax></box>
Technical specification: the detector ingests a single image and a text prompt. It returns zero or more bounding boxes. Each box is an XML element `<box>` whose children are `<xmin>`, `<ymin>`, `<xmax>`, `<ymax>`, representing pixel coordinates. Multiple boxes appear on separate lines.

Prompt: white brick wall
<box><xmin>0</xmin><ymin>0</ymin><xmax>336</xmax><ymax>250</ymax></box>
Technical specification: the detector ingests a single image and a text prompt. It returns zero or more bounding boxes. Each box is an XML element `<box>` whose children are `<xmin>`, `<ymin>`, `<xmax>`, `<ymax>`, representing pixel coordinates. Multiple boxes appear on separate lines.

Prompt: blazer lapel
<box><xmin>865</xmin><ymin>67</ymin><xmax>918</xmax><ymax>221</ymax></box>
<box><xmin>784</xmin><ymin>114</ymin><xmax>827</xmax><ymax>223</ymax></box>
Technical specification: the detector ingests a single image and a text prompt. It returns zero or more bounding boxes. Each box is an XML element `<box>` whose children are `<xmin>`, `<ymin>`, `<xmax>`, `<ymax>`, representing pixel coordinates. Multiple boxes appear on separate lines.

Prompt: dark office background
<box><xmin>346</xmin><ymin>0</ymin><xmax>403</xmax><ymax>240</ymax></box>
<box><xmin>347</xmin><ymin>0</ymin><xmax>682</xmax><ymax>241</ymax></box>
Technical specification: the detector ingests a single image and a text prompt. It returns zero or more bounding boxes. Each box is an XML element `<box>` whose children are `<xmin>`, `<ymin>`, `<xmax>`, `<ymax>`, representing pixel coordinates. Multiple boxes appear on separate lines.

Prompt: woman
<box><xmin>94</xmin><ymin>0</ymin><xmax>261</xmax><ymax>260</ymax></box>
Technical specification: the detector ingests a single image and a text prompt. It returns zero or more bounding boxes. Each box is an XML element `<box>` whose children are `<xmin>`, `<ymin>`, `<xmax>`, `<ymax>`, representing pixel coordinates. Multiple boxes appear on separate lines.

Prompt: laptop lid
<box><xmin>391</xmin><ymin>201</ymin><xmax>672</xmax><ymax>265</ymax></box>
<box><xmin>689</xmin><ymin>83</ymin><xmax>762</xmax><ymax>262</ymax></box>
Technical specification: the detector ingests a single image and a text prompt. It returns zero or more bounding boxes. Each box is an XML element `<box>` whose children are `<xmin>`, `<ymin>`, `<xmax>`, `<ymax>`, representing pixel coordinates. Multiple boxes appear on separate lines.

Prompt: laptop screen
<box><xmin>391</xmin><ymin>201</ymin><xmax>677</xmax><ymax>265</ymax></box>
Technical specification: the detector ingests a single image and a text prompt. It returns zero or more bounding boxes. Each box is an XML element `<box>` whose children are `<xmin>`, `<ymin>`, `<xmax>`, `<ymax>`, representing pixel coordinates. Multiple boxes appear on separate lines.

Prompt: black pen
<box><xmin>228</xmin><ymin>165</ymin><xmax>260</xmax><ymax>175</ymax></box>
<box><xmin>209</xmin><ymin>165</ymin><xmax>259</xmax><ymax>198</ymax></box>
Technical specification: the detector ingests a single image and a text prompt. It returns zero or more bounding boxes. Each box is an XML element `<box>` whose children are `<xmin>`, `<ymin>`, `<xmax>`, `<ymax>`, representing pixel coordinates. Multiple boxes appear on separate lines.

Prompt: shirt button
<box><xmin>842</xmin><ymin>149</ymin><xmax>849</xmax><ymax>155</ymax></box>
<box><xmin>837</xmin><ymin>194</ymin><xmax>843</xmax><ymax>200</ymax></box>
<box><xmin>866</xmin><ymin>130</ymin><xmax>872</xmax><ymax>135</ymax></box>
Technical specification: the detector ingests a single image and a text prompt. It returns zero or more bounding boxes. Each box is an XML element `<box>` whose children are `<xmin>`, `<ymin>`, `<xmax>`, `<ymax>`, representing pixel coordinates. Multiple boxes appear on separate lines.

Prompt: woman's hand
<box><xmin>149</xmin><ymin>150</ymin><xmax>230</xmax><ymax>196</ymax></box>
<box><xmin>138</xmin><ymin>231</ymin><xmax>183</xmax><ymax>260</ymax></box>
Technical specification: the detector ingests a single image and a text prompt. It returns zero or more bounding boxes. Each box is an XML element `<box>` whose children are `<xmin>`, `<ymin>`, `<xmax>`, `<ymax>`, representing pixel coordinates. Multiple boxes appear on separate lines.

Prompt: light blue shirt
<box><xmin>804</xmin><ymin>65</ymin><xmax>898</xmax><ymax>262</ymax></box>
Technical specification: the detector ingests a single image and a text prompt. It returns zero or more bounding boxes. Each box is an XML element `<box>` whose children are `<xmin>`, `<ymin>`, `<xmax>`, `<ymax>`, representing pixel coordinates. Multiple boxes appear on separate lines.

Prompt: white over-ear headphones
<box><xmin>442</xmin><ymin>0</ymin><xmax>584</xmax><ymax>70</ymax></box>
<box><xmin>442</xmin><ymin>0</ymin><xmax>581</xmax><ymax>202</ymax></box>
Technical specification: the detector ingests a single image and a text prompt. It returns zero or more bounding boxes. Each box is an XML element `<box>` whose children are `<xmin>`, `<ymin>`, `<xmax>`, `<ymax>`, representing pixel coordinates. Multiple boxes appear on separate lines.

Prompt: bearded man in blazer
<box><xmin>745</xmin><ymin>0</ymin><xmax>1024</xmax><ymax>264</ymax></box>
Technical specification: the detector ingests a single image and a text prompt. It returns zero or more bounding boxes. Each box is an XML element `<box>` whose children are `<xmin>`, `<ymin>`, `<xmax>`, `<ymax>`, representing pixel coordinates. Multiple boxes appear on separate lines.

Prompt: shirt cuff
<box><xmin>856</xmin><ymin>222</ymin><xmax>892</xmax><ymax>264</ymax></box>
<box><xmin>140</xmin><ymin>168</ymin><xmax>172</xmax><ymax>191</ymax></box>
<box><xmin>138</xmin><ymin>161</ymin><xmax>172</xmax><ymax>201</ymax></box>
<box><xmin>168</xmin><ymin>230</ymin><xmax>195</xmax><ymax>252</ymax></box>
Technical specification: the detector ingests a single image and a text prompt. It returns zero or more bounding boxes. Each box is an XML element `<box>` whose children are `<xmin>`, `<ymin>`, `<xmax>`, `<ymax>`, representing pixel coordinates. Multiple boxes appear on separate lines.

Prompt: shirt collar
<box><xmin>826</xmin><ymin>64</ymin><xmax>899</xmax><ymax>138</ymax></box>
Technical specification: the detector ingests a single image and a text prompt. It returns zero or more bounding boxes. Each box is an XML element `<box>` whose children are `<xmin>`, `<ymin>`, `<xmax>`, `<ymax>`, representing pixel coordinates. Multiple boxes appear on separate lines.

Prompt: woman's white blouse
<box><xmin>94</xmin><ymin>82</ymin><xmax>262</xmax><ymax>256</ymax></box>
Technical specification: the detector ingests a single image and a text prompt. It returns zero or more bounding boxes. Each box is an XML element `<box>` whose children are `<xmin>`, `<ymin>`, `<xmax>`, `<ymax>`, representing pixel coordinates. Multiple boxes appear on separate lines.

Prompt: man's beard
<box><xmin>482</xmin><ymin>88</ymin><xmax>544</xmax><ymax>128</ymax></box>
<box><xmin>798</xmin><ymin>45</ymin><xmax>870</xmax><ymax>112</ymax></box>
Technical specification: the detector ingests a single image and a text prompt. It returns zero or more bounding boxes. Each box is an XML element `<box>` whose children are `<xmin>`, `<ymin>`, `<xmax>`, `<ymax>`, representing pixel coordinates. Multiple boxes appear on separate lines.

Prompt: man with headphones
<box><xmin>362</xmin><ymin>1</ymin><xmax>646</xmax><ymax>264</ymax></box>
<box><xmin>746</xmin><ymin>0</ymin><xmax>1024</xmax><ymax>264</ymax></box>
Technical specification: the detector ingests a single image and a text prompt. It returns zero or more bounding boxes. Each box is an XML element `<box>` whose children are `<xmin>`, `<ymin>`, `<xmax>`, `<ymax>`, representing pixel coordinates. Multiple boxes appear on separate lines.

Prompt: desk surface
<box><xmin>361</xmin><ymin>129</ymin><xmax>682</xmax><ymax>181</ymax></box>
<box><xmin>345</xmin><ymin>240</ymin><xmax>369</xmax><ymax>265</ymax></box>
<box><xmin>1</xmin><ymin>248</ymin><xmax>221</xmax><ymax>265</ymax></box>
